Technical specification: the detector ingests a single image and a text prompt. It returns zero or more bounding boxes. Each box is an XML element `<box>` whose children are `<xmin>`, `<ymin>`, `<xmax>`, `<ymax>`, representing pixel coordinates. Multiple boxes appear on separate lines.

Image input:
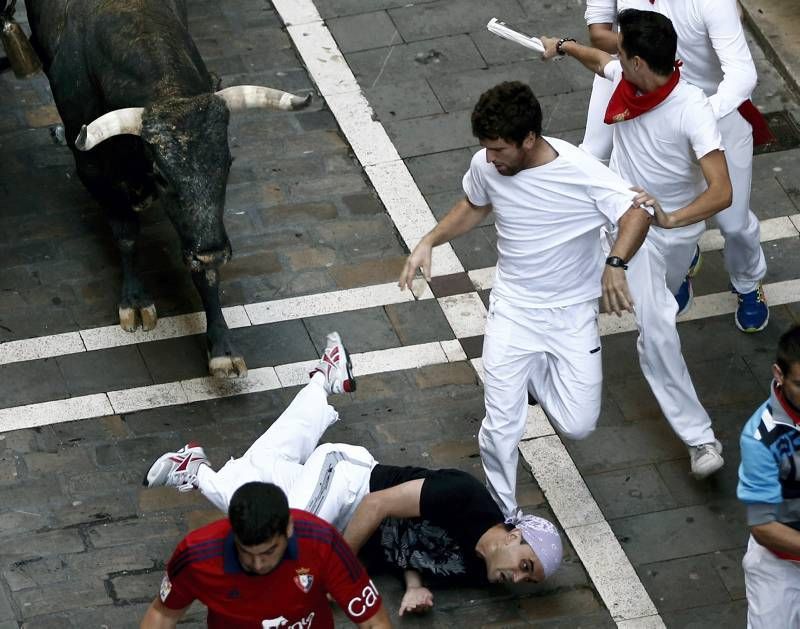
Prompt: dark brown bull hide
<box><xmin>25</xmin><ymin>0</ymin><xmax>309</xmax><ymax>377</ymax></box>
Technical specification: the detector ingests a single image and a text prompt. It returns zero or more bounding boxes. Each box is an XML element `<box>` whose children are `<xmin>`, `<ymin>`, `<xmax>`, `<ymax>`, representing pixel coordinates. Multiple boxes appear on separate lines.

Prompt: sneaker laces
<box><xmin>173</xmin><ymin>470</ymin><xmax>200</xmax><ymax>492</ymax></box>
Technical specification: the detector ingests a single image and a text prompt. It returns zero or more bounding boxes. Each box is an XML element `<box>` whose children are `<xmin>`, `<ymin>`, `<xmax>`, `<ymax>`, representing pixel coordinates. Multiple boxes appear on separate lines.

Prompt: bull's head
<box><xmin>74</xmin><ymin>86</ymin><xmax>311</xmax><ymax>271</ymax></box>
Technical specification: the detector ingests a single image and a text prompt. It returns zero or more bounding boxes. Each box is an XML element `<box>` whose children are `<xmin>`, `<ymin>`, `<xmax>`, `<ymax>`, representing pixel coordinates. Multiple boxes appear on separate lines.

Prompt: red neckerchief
<box><xmin>738</xmin><ymin>99</ymin><xmax>776</xmax><ymax>146</ymax></box>
<box><xmin>604</xmin><ymin>66</ymin><xmax>681</xmax><ymax>125</ymax></box>
<box><xmin>775</xmin><ymin>383</ymin><xmax>800</xmax><ymax>426</ymax></box>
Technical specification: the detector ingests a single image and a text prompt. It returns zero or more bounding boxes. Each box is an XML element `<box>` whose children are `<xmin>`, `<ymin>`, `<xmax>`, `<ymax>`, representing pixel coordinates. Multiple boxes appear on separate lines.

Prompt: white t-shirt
<box><xmin>462</xmin><ymin>137</ymin><xmax>637</xmax><ymax>309</ymax></box>
<box><xmin>588</xmin><ymin>0</ymin><xmax>757</xmax><ymax>119</ymax></box>
<box><xmin>604</xmin><ymin>61</ymin><xmax>723</xmax><ymax>212</ymax></box>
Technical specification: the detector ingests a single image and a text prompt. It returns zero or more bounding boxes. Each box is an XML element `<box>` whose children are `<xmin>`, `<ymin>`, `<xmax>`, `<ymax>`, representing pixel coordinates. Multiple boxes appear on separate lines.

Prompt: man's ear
<box><xmin>522</xmin><ymin>132</ymin><xmax>537</xmax><ymax>150</ymax></box>
<box><xmin>772</xmin><ymin>363</ymin><xmax>784</xmax><ymax>386</ymax></box>
<box><xmin>286</xmin><ymin>517</ymin><xmax>294</xmax><ymax>539</ymax></box>
<box><xmin>506</xmin><ymin>528</ymin><xmax>521</xmax><ymax>544</ymax></box>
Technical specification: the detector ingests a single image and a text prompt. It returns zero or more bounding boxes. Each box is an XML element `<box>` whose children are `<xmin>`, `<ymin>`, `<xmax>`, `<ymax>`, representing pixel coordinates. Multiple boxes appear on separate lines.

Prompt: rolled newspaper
<box><xmin>487</xmin><ymin>18</ymin><xmax>544</xmax><ymax>53</ymax></box>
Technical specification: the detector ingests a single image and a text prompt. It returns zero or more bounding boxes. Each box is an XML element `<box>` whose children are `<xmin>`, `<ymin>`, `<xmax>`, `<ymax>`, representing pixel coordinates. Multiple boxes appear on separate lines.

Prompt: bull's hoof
<box><xmin>119</xmin><ymin>303</ymin><xmax>158</xmax><ymax>332</ymax></box>
<box><xmin>209</xmin><ymin>355</ymin><xmax>248</xmax><ymax>379</ymax></box>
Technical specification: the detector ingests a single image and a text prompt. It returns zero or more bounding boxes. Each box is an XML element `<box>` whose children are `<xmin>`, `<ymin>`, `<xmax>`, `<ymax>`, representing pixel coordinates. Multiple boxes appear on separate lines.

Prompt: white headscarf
<box><xmin>505</xmin><ymin>511</ymin><xmax>563</xmax><ymax>578</ymax></box>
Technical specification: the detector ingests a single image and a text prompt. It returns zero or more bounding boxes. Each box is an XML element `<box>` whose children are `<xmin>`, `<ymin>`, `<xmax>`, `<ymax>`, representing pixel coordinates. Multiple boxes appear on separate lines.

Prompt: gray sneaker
<box><xmin>143</xmin><ymin>442</ymin><xmax>209</xmax><ymax>492</ymax></box>
<box><xmin>309</xmin><ymin>332</ymin><xmax>356</xmax><ymax>395</ymax></box>
<box><xmin>689</xmin><ymin>440</ymin><xmax>724</xmax><ymax>479</ymax></box>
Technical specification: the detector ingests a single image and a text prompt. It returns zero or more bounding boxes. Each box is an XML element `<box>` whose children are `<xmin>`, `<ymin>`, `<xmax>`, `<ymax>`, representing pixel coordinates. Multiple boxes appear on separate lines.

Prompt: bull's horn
<box><xmin>75</xmin><ymin>107</ymin><xmax>144</xmax><ymax>151</ymax></box>
<box><xmin>215</xmin><ymin>86</ymin><xmax>311</xmax><ymax>112</ymax></box>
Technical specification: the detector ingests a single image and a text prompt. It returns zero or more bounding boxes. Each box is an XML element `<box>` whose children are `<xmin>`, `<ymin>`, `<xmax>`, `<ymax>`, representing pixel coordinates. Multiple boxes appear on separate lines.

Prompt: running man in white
<box><xmin>540</xmin><ymin>10</ymin><xmax>730</xmax><ymax>477</ymax></box>
<box><xmin>144</xmin><ymin>332</ymin><xmax>564</xmax><ymax>616</ymax></box>
<box><xmin>577</xmin><ymin>0</ymin><xmax>770</xmax><ymax>332</ymax></box>
<box><xmin>399</xmin><ymin>81</ymin><xmax>652</xmax><ymax>517</ymax></box>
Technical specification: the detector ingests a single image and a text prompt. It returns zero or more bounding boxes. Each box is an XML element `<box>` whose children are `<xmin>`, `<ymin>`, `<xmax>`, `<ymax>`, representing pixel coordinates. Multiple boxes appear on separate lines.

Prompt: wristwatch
<box><xmin>556</xmin><ymin>37</ymin><xmax>576</xmax><ymax>56</ymax></box>
<box><xmin>605</xmin><ymin>256</ymin><xmax>628</xmax><ymax>270</ymax></box>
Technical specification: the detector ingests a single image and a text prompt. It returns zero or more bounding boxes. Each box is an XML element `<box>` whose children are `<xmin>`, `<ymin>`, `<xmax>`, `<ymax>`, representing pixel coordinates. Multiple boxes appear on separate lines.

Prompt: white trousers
<box><xmin>580</xmin><ymin>72</ymin><xmax>615</xmax><ymax>164</ymax></box>
<box><xmin>626</xmin><ymin>230</ymin><xmax>715</xmax><ymax>446</ymax></box>
<box><xmin>743</xmin><ymin>535</ymin><xmax>800</xmax><ymax>628</ymax></box>
<box><xmin>715</xmin><ymin>110</ymin><xmax>767</xmax><ymax>294</ymax></box>
<box><xmin>197</xmin><ymin>380</ymin><xmax>376</xmax><ymax>532</ymax></box>
<box><xmin>479</xmin><ymin>296</ymin><xmax>602</xmax><ymax>516</ymax></box>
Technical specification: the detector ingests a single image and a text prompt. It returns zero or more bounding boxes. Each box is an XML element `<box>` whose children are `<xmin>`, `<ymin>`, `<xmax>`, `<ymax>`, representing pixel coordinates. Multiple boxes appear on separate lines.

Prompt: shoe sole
<box><xmin>734</xmin><ymin>309</ymin><xmax>769</xmax><ymax>334</ymax></box>
<box><xmin>342</xmin><ymin>342</ymin><xmax>357</xmax><ymax>392</ymax></box>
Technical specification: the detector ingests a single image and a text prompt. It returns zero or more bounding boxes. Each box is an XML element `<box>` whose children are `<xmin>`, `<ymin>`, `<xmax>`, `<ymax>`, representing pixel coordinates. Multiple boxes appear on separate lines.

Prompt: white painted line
<box><xmin>246</xmin><ymin>282</ymin><xmax>412</xmax><ymax>325</ymax></box>
<box><xmin>518</xmin><ymin>437</ymin><xmax>605</xmax><ymax>529</ymax></box>
<box><xmin>467</xmin><ymin>267</ymin><xmax>495</xmax><ymax>291</ymax></box>
<box><xmin>0</xmin><ymin>394</ymin><xmax>113</xmax><ymax>432</ymax></box>
<box><xmin>440</xmin><ymin>339</ymin><xmax>467</xmax><ymax>363</ymax></box>
<box><xmin>107</xmin><ymin>383</ymin><xmax>188</xmax><ymax>415</ymax></box>
<box><xmin>352</xmin><ymin>342</ymin><xmax>447</xmax><ymax>376</ymax></box>
<box><xmin>182</xmin><ymin>368</ymin><xmax>281</xmax><ymax>403</ymax></box>
<box><xmin>269</xmin><ymin>0</ymin><xmax>320</xmax><ymax>26</ymax></box>
<box><xmin>616</xmin><ymin>616</ymin><xmax>667</xmax><ymax>629</ymax></box>
<box><xmin>522</xmin><ymin>404</ymin><xmax>556</xmax><ymax>440</ymax></box>
<box><xmin>699</xmin><ymin>213</ymin><xmax>799</xmax><ymax>252</ymax></box>
<box><xmin>437</xmin><ymin>292</ymin><xmax>487</xmax><ymax>338</ymax></box>
<box><xmin>567</xmin><ymin>521</ymin><xmax>661</xmax><ymax>623</ymax></box>
<box><xmin>0</xmin><ymin>332</ymin><xmax>85</xmax><ymax>365</ymax></box>
<box><xmin>275</xmin><ymin>360</ymin><xmax>319</xmax><ymax>389</ymax></box>
<box><xmin>284</xmin><ymin>21</ymin><xmax>360</xmax><ymax>96</ymax></box>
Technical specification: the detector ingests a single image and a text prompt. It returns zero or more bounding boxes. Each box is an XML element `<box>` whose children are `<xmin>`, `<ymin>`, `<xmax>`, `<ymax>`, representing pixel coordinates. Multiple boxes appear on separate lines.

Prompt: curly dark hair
<box><xmin>471</xmin><ymin>81</ymin><xmax>543</xmax><ymax>146</ymax></box>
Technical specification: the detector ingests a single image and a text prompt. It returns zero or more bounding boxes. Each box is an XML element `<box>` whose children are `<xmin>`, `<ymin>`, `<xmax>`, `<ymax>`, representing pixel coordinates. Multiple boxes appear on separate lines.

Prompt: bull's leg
<box><xmin>109</xmin><ymin>211</ymin><xmax>157</xmax><ymax>332</ymax></box>
<box><xmin>191</xmin><ymin>268</ymin><xmax>247</xmax><ymax>378</ymax></box>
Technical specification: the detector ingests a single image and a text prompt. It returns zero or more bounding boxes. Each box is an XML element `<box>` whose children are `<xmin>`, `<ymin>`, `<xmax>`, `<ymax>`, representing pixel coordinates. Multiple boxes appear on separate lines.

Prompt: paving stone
<box><xmin>637</xmin><ymin>553</ymin><xmax>734</xmax><ymax>613</ymax></box>
<box><xmin>86</xmin><ymin>516</ymin><xmax>182</xmax><ymax>549</ymax></box>
<box><xmin>305</xmin><ymin>307</ymin><xmax>400</xmax><ymax>355</ymax></box>
<box><xmin>136</xmin><ymin>335</ymin><xmax>209</xmax><ymax>383</ymax></box>
<box><xmin>451</xmin><ymin>225</ymin><xmax>498</xmax><ymax>270</ymax></box>
<box><xmin>138</xmin><ymin>485</ymin><xmax>208</xmax><ymax>514</ymax></box>
<box><xmin>384</xmin><ymin>299</ymin><xmax>455</xmax><ymax>346</ymax></box>
<box><xmin>0</xmin><ymin>529</ymin><xmax>85</xmax><ymax>559</ymax></box>
<box><xmin>327</xmin><ymin>10</ymin><xmax>401</xmax><ymax>53</ymax></box>
<box><xmin>229</xmin><ymin>319</ymin><xmax>318</xmax><ymax>369</ymax></box>
<box><xmin>0</xmin><ymin>359</ymin><xmax>67</xmax><ymax>409</ymax></box>
<box><xmin>109</xmin><ymin>571</ymin><xmax>162</xmax><ymax>601</ymax></box>
<box><xmin>710</xmin><ymin>548</ymin><xmax>747</xmax><ymax>601</ymax></box>
<box><xmin>517</xmin><ymin>587</ymin><xmax>604</xmax><ymax>621</ymax></box>
<box><xmin>257</xmin><ymin>201</ymin><xmax>338</xmax><ymax>227</ymax></box>
<box><xmin>22</xmin><ymin>446</ymin><xmax>94</xmax><ymax>477</ymax></box>
<box><xmin>385</xmin><ymin>109</ymin><xmax>475</xmax><ymax>157</ymax></box>
<box><xmin>347</xmin><ymin>35</ymin><xmax>486</xmax><ymax>87</ymax></box>
<box><xmin>655</xmin><ymin>452</ymin><xmax>743</xmax><ymax>511</ymax></box>
<box><xmin>564</xmin><ymin>420</ymin><xmax>688</xmax><ymax>475</ymax></box>
<box><xmin>406</xmin><ymin>148</ymin><xmax>474</xmax><ymax>194</ymax></box>
<box><xmin>611</xmin><ymin>502</ymin><xmax>748</xmax><ymax>566</ymax></box>
<box><xmin>49</xmin><ymin>493</ymin><xmax>139</xmax><ymax>529</ymax></box>
<box><xmin>364</xmin><ymin>79</ymin><xmax>444</xmax><ymax>122</ymax></box>
<box><xmin>428</xmin><ymin>272</ymin><xmax>475</xmax><ymax>297</ymax></box>
<box><xmin>56</xmin><ymin>345</ymin><xmax>153</xmax><ymax>397</ymax></box>
<box><xmin>584</xmin><ymin>465</ymin><xmax>678</xmax><ymax>520</ymax></box>
<box><xmin>0</xmin><ymin>477</ymin><xmax>67</xmax><ymax>514</ymax></box>
<box><xmin>329</xmin><ymin>256</ymin><xmax>407</xmax><ymax>289</ymax></box>
<box><xmin>13</xmin><ymin>577</ymin><xmax>109</xmax><ymax>620</ymax></box>
<box><xmin>283</xmin><ymin>245</ymin><xmax>337</xmax><ymax>271</ymax></box>
<box><xmin>388</xmin><ymin>0</ymin><xmax>526</xmax><ymax>42</ymax></box>
<box><xmin>459</xmin><ymin>334</ymin><xmax>484</xmax><ymax>360</ymax></box>
<box><xmin>340</xmin><ymin>192</ymin><xmax>384</xmax><ymax>216</ymax></box>
<box><xmin>660</xmin><ymin>599</ymin><xmax>747</xmax><ymax>628</ymax></box>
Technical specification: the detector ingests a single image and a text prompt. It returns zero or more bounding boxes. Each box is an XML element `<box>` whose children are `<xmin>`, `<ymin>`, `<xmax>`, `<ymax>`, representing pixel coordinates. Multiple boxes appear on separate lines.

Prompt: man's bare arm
<box><xmin>342</xmin><ymin>480</ymin><xmax>424</xmax><ymax>553</ymax></box>
<box><xmin>602</xmin><ymin>206</ymin><xmax>652</xmax><ymax>315</ymax></box>
<box><xmin>540</xmin><ymin>36</ymin><xmax>614</xmax><ymax>76</ymax></box>
<box><xmin>588</xmin><ymin>23</ymin><xmax>619</xmax><ymax>54</ymax></box>
<box><xmin>634</xmin><ymin>151</ymin><xmax>732</xmax><ymax>229</ymax></box>
<box><xmin>399</xmin><ymin>197</ymin><xmax>491</xmax><ymax>288</ymax></box>
<box><xmin>140</xmin><ymin>598</ymin><xmax>187</xmax><ymax>629</ymax></box>
<box><xmin>751</xmin><ymin>521</ymin><xmax>800</xmax><ymax>556</ymax></box>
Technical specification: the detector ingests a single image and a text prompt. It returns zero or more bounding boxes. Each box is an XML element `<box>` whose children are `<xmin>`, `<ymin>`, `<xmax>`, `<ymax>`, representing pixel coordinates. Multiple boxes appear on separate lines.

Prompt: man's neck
<box><xmin>474</xmin><ymin>523</ymin><xmax>507</xmax><ymax>558</ymax></box>
<box><xmin>523</xmin><ymin>136</ymin><xmax>558</xmax><ymax>169</ymax></box>
<box><xmin>631</xmin><ymin>70</ymin><xmax>673</xmax><ymax>94</ymax></box>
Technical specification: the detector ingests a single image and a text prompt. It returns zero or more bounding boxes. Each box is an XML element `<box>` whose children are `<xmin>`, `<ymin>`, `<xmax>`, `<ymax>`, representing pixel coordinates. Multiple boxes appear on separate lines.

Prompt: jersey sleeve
<box><xmin>684</xmin><ymin>91</ymin><xmax>724</xmax><ymax>160</ymax></box>
<box><xmin>323</xmin><ymin>530</ymin><xmax>383</xmax><ymax>624</ymax></box>
<box><xmin>462</xmin><ymin>151</ymin><xmax>491</xmax><ymax>207</ymax></box>
<box><xmin>160</xmin><ymin>540</ymin><xmax>198</xmax><ymax>610</ymax></box>
<box><xmin>737</xmin><ymin>418</ymin><xmax>783</xmax><ymax>527</ymax></box>
<box><xmin>602</xmin><ymin>60</ymin><xmax>622</xmax><ymax>83</ymax></box>
<box><xmin>700</xmin><ymin>0</ymin><xmax>757</xmax><ymax>118</ymax></box>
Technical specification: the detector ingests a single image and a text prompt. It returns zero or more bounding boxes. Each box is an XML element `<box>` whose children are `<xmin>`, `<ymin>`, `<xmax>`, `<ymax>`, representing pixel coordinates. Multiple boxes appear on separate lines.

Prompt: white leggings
<box><xmin>197</xmin><ymin>379</ymin><xmax>376</xmax><ymax>532</ymax></box>
<box><xmin>743</xmin><ymin>535</ymin><xmax>800</xmax><ymax>628</ymax></box>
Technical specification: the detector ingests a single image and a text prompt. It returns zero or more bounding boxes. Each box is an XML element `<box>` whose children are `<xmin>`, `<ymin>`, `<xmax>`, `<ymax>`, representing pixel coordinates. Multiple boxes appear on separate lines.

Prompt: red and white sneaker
<box><xmin>143</xmin><ymin>442</ymin><xmax>209</xmax><ymax>492</ymax></box>
<box><xmin>310</xmin><ymin>332</ymin><xmax>356</xmax><ymax>395</ymax></box>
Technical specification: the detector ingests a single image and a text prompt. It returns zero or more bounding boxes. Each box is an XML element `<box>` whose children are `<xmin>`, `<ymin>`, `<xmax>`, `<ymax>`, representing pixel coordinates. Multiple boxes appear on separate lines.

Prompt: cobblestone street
<box><xmin>0</xmin><ymin>0</ymin><xmax>799</xmax><ymax>626</ymax></box>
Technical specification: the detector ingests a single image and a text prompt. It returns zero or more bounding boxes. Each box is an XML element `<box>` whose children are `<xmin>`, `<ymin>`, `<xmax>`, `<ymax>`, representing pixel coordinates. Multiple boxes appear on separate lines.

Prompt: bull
<box><xmin>24</xmin><ymin>0</ymin><xmax>310</xmax><ymax>377</ymax></box>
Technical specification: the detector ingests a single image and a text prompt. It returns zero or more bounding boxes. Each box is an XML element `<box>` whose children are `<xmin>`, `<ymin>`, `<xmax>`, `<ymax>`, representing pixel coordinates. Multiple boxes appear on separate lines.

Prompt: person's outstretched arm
<box><xmin>399</xmin><ymin>569</ymin><xmax>433</xmax><ymax>616</ymax></box>
<box><xmin>539</xmin><ymin>36</ymin><xmax>613</xmax><ymax>76</ymax></box>
<box><xmin>399</xmin><ymin>197</ymin><xmax>491</xmax><ymax>288</ymax></box>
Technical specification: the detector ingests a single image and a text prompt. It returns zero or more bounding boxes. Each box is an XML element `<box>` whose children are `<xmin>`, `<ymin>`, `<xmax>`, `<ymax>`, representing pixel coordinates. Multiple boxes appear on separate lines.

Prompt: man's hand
<box><xmin>601</xmin><ymin>266</ymin><xmax>634</xmax><ymax>316</ymax></box>
<box><xmin>399</xmin><ymin>586</ymin><xmax>433</xmax><ymax>616</ymax></box>
<box><xmin>632</xmin><ymin>188</ymin><xmax>672</xmax><ymax>228</ymax></box>
<box><xmin>540</xmin><ymin>36</ymin><xmax>559</xmax><ymax>60</ymax></box>
<box><xmin>399</xmin><ymin>238</ymin><xmax>433</xmax><ymax>290</ymax></box>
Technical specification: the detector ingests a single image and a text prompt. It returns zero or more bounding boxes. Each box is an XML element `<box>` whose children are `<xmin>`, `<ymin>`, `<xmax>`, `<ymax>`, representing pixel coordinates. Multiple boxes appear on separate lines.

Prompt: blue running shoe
<box><xmin>674</xmin><ymin>277</ymin><xmax>693</xmax><ymax>317</ymax></box>
<box><xmin>733</xmin><ymin>283</ymin><xmax>769</xmax><ymax>333</ymax></box>
<box><xmin>686</xmin><ymin>245</ymin><xmax>702</xmax><ymax>278</ymax></box>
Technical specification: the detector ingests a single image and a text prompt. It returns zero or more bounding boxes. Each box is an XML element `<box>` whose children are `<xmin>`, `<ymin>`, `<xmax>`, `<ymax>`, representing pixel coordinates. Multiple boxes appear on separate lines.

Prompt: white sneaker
<box><xmin>310</xmin><ymin>332</ymin><xmax>356</xmax><ymax>395</ymax></box>
<box><xmin>689</xmin><ymin>440</ymin><xmax>724</xmax><ymax>479</ymax></box>
<box><xmin>143</xmin><ymin>442</ymin><xmax>209</xmax><ymax>492</ymax></box>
